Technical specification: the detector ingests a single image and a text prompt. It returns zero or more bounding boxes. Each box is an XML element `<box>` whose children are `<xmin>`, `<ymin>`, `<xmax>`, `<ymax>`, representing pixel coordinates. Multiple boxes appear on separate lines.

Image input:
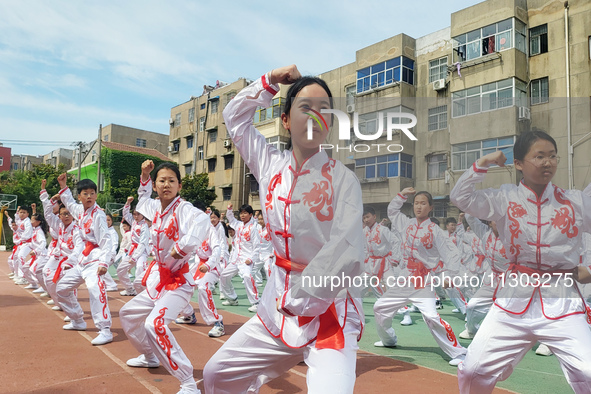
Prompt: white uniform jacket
<box><xmin>450</xmin><ymin>162</ymin><xmax>591</xmax><ymax>318</ymax></box>
<box><xmin>40</xmin><ymin>190</ymin><xmax>60</xmax><ymax>251</ymax></box>
<box><xmin>364</xmin><ymin>222</ymin><xmax>397</xmax><ymax>274</ymax></box>
<box><xmin>59</xmin><ymin>187</ymin><xmax>113</xmax><ymax>269</ymax></box>
<box><xmin>389</xmin><ymin>193</ymin><xmax>461</xmax><ymax>283</ymax></box>
<box><xmin>257</xmin><ymin>222</ymin><xmax>275</xmax><ymax>261</ymax></box>
<box><xmin>223</xmin><ymin>73</ymin><xmax>365</xmax><ymax>349</ymax></box>
<box><xmin>123</xmin><ymin>204</ymin><xmax>150</xmax><ymax>263</ymax></box>
<box><xmin>226</xmin><ymin>209</ymin><xmax>260</xmax><ymax>265</ymax></box>
<box><xmin>465</xmin><ymin>214</ymin><xmax>510</xmax><ymax>283</ymax></box>
<box><xmin>195</xmin><ymin>223</ymin><xmax>222</xmax><ymax>274</ymax></box>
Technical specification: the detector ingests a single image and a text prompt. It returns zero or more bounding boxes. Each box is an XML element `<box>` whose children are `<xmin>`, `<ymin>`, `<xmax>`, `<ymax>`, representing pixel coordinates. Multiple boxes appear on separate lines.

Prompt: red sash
<box><xmin>82</xmin><ymin>241</ymin><xmax>98</xmax><ymax>257</ymax></box>
<box><xmin>369</xmin><ymin>251</ymin><xmax>392</xmax><ymax>281</ymax></box>
<box><xmin>128</xmin><ymin>243</ymin><xmax>138</xmax><ymax>257</ymax></box>
<box><xmin>407</xmin><ymin>258</ymin><xmax>430</xmax><ymax>289</ymax></box>
<box><xmin>142</xmin><ymin>261</ymin><xmax>189</xmax><ymax>293</ymax></box>
<box><xmin>194</xmin><ymin>258</ymin><xmax>208</xmax><ymax>280</ymax></box>
<box><xmin>275</xmin><ymin>253</ymin><xmax>345</xmax><ymax>350</ymax></box>
<box><xmin>52</xmin><ymin>257</ymin><xmax>69</xmax><ymax>283</ymax></box>
<box><xmin>476</xmin><ymin>254</ymin><xmax>485</xmax><ymax>268</ymax></box>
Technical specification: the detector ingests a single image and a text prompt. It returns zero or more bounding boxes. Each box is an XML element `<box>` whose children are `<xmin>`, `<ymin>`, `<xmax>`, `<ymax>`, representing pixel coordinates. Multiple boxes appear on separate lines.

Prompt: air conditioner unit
<box><xmin>167</xmin><ymin>145</ymin><xmax>173</xmax><ymax>152</ymax></box>
<box><xmin>346</xmin><ymin>104</ymin><xmax>355</xmax><ymax>113</ymax></box>
<box><xmin>169</xmin><ymin>118</ymin><xmax>175</xmax><ymax>126</ymax></box>
<box><xmin>223</xmin><ymin>139</ymin><xmax>231</xmax><ymax>148</ymax></box>
<box><xmin>518</xmin><ymin>106</ymin><xmax>531</xmax><ymax>121</ymax></box>
<box><xmin>432</xmin><ymin>79</ymin><xmax>446</xmax><ymax>91</ymax></box>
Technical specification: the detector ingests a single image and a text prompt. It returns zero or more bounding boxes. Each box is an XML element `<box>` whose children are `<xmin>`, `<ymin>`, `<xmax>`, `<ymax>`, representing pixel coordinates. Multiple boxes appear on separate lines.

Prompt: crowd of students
<box><xmin>4</xmin><ymin>65</ymin><xmax>591</xmax><ymax>394</ymax></box>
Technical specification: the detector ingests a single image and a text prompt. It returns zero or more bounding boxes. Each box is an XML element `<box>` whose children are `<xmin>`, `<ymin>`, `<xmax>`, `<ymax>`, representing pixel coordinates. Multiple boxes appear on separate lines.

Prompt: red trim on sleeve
<box><xmin>397</xmin><ymin>193</ymin><xmax>407</xmax><ymax>200</ymax></box>
<box><xmin>174</xmin><ymin>244</ymin><xmax>187</xmax><ymax>257</ymax></box>
<box><xmin>261</xmin><ymin>74</ymin><xmax>278</xmax><ymax>95</ymax></box>
<box><xmin>59</xmin><ymin>187</ymin><xmax>68</xmax><ymax>195</ymax></box>
<box><xmin>140</xmin><ymin>177</ymin><xmax>150</xmax><ymax>186</ymax></box>
<box><xmin>472</xmin><ymin>162</ymin><xmax>488</xmax><ymax>174</ymax></box>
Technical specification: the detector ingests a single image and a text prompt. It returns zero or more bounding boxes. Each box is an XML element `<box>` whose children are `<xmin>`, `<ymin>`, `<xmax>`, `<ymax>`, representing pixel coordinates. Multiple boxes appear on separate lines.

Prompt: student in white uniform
<box><xmin>119</xmin><ymin>161</ymin><xmax>209</xmax><ymax>394</ymax></box>
<box><xmin>204</xmin><ymin>65</ymin><xmax>365</xmax><ymax>394</ymax></box>
<box><xmin>451</xmin><ymin>130</ymin><xmax>591</xmax><ymax>394</ymax></box>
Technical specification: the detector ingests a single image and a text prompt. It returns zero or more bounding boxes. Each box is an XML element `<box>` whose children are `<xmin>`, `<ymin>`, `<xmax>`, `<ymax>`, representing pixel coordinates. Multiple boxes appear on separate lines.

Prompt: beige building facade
<box><xmin>42</xmin><ymin>148</ymin><xmax>74</xmax><ymax>170</ymax></box>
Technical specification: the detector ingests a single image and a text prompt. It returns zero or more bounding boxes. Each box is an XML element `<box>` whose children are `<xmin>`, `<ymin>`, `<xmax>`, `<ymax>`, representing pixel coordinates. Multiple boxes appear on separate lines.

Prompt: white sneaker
<box><xmin>208</xmin><ymin>321</ymin><xmax>225</xmax><ymax>337</ymax></box>
<box><xmin>63</xmin><ymin>320</ymin><xmax>86</xmax><ymax>331</ymax></box>
<box><xmin>8</xmin><ymin>273</ymin><xmax>14</xmax><ymax>278</ymax></box>
<box><xmin>24</xmin><ymin>284</ymin><xmax>38</xmax><ymax>289</ymax></box>
<box><xmin>211</xmin><ymin>288</ymin><xmax>218</xmax><ymax>295</ymax></box>
<box><xmin>459</xmin><ymin>329</ymin><xmax>474</xmax><ymax>339</ymax></box>
<box><xmin>535</xmin><ymin>344</ymin><xmax>553</xmax><ymax>356</ymax></box>
<box><xmin>106</xmin><ymin>287</ymin><xmax>118</xmax><ymax>292</ymax></box>
<box><xmin>91</xmin><ymin>330</ymin><xmax>113</xmax><ymax>345</ymax></box>
<box><xmin>449</xmin><ymin>354</ymin><xmax>466</xmax><ymax>366</ymax></box>
<box><xmin>32</xmin><ymin>287</ymin><xmax>45</xmax><ymax>293</ymax></box>
<box><xmin>120</xmin><ymin>289</ymin><xmax>137</xmax><ymax>296</ymax></box>
<box><xmin>15</xmin><ymin>278</ymin><xmax>28</xmax><ymax>285</ymax></box>
<box><xmin>400</xmin><ymin>312</ymin><xmax>413</xmax><ymax>326</ymax></box>
<box><xmin>408</xmin><ymin>305</ymin><xmax>419</xmax><ymax>313</ymax></box>
<box><xmin>126</xmin><ymin>354</ymin><xmax>160</xmax><ymax>368</ymax></box>
<box><xmin>452</xmin><ymin>308</ymin><xmax>460</xmax><ymax>313</ymax></box>
<box><xmin>219</xmin><ymin>293</ymin><xmax>226</xmax><ymax>300</ymax></box>
<box><xmin>374</xmin><ymin>340</ymin><xmax>397</xmax><ymax>348</ymax></box>
<box><xmin>396</xmin><ymin>307</ymin><xmax>409</xmax><ymax>315</ymax></box>
<box><xmin>40</xmin><ymin>292</ymin><xmax>49</xmax><ymax>297</ymax></box>
<box><xmin>221</xmin><ymin>298</ymin><xmax>238</xmax><ymax>306</ymax></box>
<box><xmin>177</xmin><ymin>381</ymin><xmax>201</xmax><ymax>394</ymax></box>
<box><xmin>175</xmin><ymin>313</ymin><xmax>197</xmax><ymax>324</ymax></box>
<box><xmin>52</xmin><ymin>306</ymin><xmax>62</xmax><ymax>311</ymax></box>
<box><xmin>248</xmin><ymin>303</ymin><xmax>258</xmax><ymax>313</ymax></box>
<box><xmin>47</xmin><ymin>299</ymin><xmax>55</xmax><ymax>305</ymax></box>
<box><xmin>64</xmin><ymin>316</ymin><xmax>71</xmax><ymax>322</ymax></box>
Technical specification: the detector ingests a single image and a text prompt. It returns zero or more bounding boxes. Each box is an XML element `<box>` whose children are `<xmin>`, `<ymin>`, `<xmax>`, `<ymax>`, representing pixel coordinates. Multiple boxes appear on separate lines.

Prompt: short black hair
<box><xmin>445</xmin><ymin>217</ymin><xmax>457</xmax><ymax>225</ymax></box>
<box><xmin>363</xmin><ymin>206</ymin><xmax>376</xmax><ymax>216</ymax></box>
<box><xmin>239</xmin><ymin>204</ymin><xmax>253</xmax><ymax>215</ymax></box>
<box><xmin>19</xmin><ymin>205</ymin><xmax>31</xmax><ymax>216</ymax></box>
<box><xmin>106</xmin><ymin>213</ymin><xmax>113</xmax><ymax>221</ymax></box>
<box><xmin>192</xmin><ymin>200</ymin><xmax>206</xmax><ymax>212</ymax></box>
<box><xmin>211</xmin><ymin>209</ymin><xmax>221</xmax><ymax>219</ymax></box>
<box><xmin>77</xmin><ymin>179</ymin><xmax>97</xmax><ymax>194</ymax></box>
<box><xmin>414</xmin><ymin>191</ymin><xmax>433</xmax><ymax>207</ymax></box>
<box><xmin>154</xmin><ymin>162</ymin><xmax>182</xmax><ymax>184</ymax></box>
<box><xmin>430</xmin><ymin>217</ymin><xmax>440</xmax><ymax>225</ymax></box>
<box><xmin>122</xmin><ymin>219</ymin><xmax>131</xmax><ymax>227</ymax></box>
<box><xmin>514</xmin><ymin>129</ymin><xmax>557</xmax><ymax>161</ymax></box>
<box><xmin>32</xmin><ymin>213</ymin><xmax>49</xmax><ymax>235</ymax></box>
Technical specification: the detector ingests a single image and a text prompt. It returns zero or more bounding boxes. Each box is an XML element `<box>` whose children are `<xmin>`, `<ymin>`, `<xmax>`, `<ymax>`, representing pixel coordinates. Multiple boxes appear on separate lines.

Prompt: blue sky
<box><xmin>0</xmin><ymin>0</ymin><xmax>483</xmax><ymax>156</ymax></box>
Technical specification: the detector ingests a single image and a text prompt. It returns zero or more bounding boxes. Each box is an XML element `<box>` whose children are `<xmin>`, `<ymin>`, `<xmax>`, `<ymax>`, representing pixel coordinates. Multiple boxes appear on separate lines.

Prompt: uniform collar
<box><xmin>519</xmin><ymin>180</ymin><xmax>553</xmax><ymax>203</ymax></box>
<box><xmin>290</xmin><ymin>149</ymin><xmax>329</xmax><ymax>174</ymax></box>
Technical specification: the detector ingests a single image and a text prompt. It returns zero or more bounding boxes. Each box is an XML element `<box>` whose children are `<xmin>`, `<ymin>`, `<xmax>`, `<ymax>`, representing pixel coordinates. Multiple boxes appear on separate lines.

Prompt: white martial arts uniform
<box><xmin>119</xmin><ymin>203</ymin><xmax>150</xmax><ymax>293</ymax></box>
<box><xmin>56</xmin><ymin>187</ymin><xmax>113</xmax><ymax>332</ymax></box>
<box><xmin>119</xmin><ymin>181</ymin><xmax>209</xmax><ymax>387</ymax></box>
<box><xmin>102</xmin><ymin>226</ymin><xmax>119</xmax><ymax>291</ymax></box>
<box><xmin>7</xmin><ymin>216</ymin><xmax>24</xmax><ymax>279</ymax></box>
<box><xmin>204</xmin><ymin>73</ymin><xmax>365</xmax><ymax>394</ymax></box>
<box><xmin>28</xmin><ymin>226</ymin><xmax>49</xmax><ymax>291</ymax></box>
<box><xmin>364</xmin><ymin>222</ymin><xmax>397</xmax><ymax>297</ymax></box>
<box><xmin>452</xmin><ymin>162</ymin><xmax>591</xmax><ymax>394</ymax></box>
<box><xmin>463</xmin><ymin>214</ymin><xmax>511</xmax><ymax>336</ymax></box>
<box><xmin>220</xmin><ymin>210</ymin><xmax>260</xmax><ymax>305</ymax></box>
<box><xmin>114</xmin><ymin>223</ymin><xmax>132</xmax><ymax>285</ymax></box>
<box><xmin>253</xmin><ymin>222</ymin><xmax>275</xmax><ymax>285</ymax></box>
<box><xmin>373</xmin><ymin>193</ymin><xmax>466</xmax><ymax>359</ymax></box>
<box><xmin>16</xmin><ymin>217</ymin><xmax>36</xmax><ymax>285</ymax></box>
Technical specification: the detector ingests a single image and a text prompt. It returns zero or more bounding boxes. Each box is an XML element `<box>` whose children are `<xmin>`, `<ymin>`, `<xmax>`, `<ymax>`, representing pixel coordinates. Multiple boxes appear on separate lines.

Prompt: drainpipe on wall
<box><xmin>564</xmin><ymin>1</ymin><xmax>573</xmax><ymax>189</ymax></box>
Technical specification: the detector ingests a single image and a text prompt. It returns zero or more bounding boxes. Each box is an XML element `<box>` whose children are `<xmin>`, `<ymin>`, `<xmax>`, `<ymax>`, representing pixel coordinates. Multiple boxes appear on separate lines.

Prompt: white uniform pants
<box><xmin>446</xmin><ymin>286</ymin><xmax>468</xmax><ymax>314</ymax></box>
<box><xmin>464</xmin><ymin>285</ymin><xmax>495</xmax><ymax>336</ymax></box>
<box><xmin>203</xmin><ymin>313</ymin><xmax>360</xmax><ymax>394</ymax></box>
<box><xmin>18</xmin><ymin>244</ymin><xmax>38</xmax><ymax>286</ymax></box>
<box><xmin>374</xmin><ymin>286</ymin><xmax>466</xmax><ymax>359</ymax></box>
<box><xmin>31</xmin><ymin>254</ymin><xmax>49</xmax><ymax>292</ymax></box>
<box><xmin>56</xmin><ymin>262</ymin><xmax>112</xmax><ymax>330</ymax></box>
<box><xmin>43</xmin><ymin>255</ymin><xmax>70</xmax><ymax>304</ymax></box>
<box><xmin>119</xmin><ymin>283</ymin><xmax>195</xmax><ymax>384</ymax></box>
<box><xmin>7</xmin><ymin>245</ymin><xmax>17</xmax><ymax>273</ymax></box>
<box><xmin>220</xmin><ymin>261</ymin><xmax>259</xmax><ymax>305</ymax></box>
<box><xmin>180</xmin><ymin>271</ymin><xmax>223</xmax><ymax>325</ymax></box>
<box><xmin>458</xmin><ymin>303</ymin><xmax>591</xmax><ymax>394</ymax></box>
<box><xmin>116</xmin><ymin>254</ymin><xmax>135</xmax><ymax>292</ymax></box>
<box><xmin>132</xmin><ymin>255</ymin><xmax>149</xmax><ymax>294</ymax></box>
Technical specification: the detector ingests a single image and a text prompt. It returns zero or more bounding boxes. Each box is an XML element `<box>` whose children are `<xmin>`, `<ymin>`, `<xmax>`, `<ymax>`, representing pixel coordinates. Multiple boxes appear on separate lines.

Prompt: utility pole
<box><xmin>77</xmin><ymin>142</ymin><xmax>83</xmax><ymax>181</ymax></box>
<box><xmin>97</xmin><ymin>124</ymin><xmax>102</xmax><ymax>191</ymax></box>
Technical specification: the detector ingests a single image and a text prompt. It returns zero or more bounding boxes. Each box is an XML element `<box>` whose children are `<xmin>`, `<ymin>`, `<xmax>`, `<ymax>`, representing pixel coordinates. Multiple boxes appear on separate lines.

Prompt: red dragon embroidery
<box><xmin>302</xmin><ymin>160</ymin><xmax>334</xmax><ymax>222</ymax></box>
<box><xmin>420</xmin><ymin>227</ymin><xmax>434</xmax><ymax>250</ymax></box>
<box><xmin>154</xmin><ymin>307</ymin><xmax>178</xmax><ymax>370</ymax></box>
<box><xmin>507</xmin><ymin>202</ymin><xmax>527</xmax><ymax>258</ymax></box>
<box><xmin>205</xmin><ymin>288</ymin><xmax>219</xmax><ymax>320</ymax></box>
<box><xmin>164</xmin><ymin>215</ymin><xmax>179</xmax><ymax>242</ymax></box>
<box><xmin>266</xmin><ymin>173</ymin><xmax>282</xmax><ymax>212</ymax></box>
<box><xmin>551</xmin><ymin>187</ymin><xmax>578</xmax><ymax>239</ymax></box>
<box><xmin>243</xmin><ymin>227</ymin><xmax>251</xmax><ymax>242</ymax></box>
<box><xmin>97</xmin><ymin>275</ymin><xmax>108</xmax><ymax>319</ymax></box>
<box><xmin>370</xmin><ymin>226</ymin><xmax>381</xmax><ymax>245</ymax></box>
<box><xmin>202</xmin><ymin>240</ymin><xmax>209</xmax><ymax>252</ymax></box>
<box><xmin>83</xmin><ymin>219</ymin><xmax>92</xmax><ymax>234</ymax></box>
<box><xmin>439</xmin><ymin>317</ymin><xmax>459</xmax><ymax>347</ymax></box>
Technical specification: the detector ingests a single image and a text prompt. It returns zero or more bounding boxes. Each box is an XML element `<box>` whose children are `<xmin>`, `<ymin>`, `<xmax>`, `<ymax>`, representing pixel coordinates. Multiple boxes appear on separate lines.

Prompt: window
<box><xmin>224</xmin><ymin>155</ymin><xmax>234</xmax><ymax>170</ymax></box>
<box><xmin>0</xmin><ymin>157</ymin><xmax>3</xmax><ymax>166</ymax></box>
<box><xmin>200</xmin><ymin>103</ymin><xmax>206</xmax><ymax>110</ymax></box>
<box><xmin>222</xmin><ymin>187</ymin><xmax>232</xmax><ymax>201</ymax></box>
<box><xmin>225</xmin><ymin>91</ymin><xmax>236</xmax><ymax>108</ymax></box>
<box><xmin>356</xmin><ymin>56</ymin><xmax>414</xmax><ymax>93</ymax></box>
<box><xmin>266</xmin><ymin>136</ymin><xmax>289</xmax><ymax>152</ymax></box>
<box><xmin>453</xmin><ymin>18</ymin><xmax>525</xmax><ymax>63</ymax></box>
<box><xmin>207</xmin><ymin>158</ymin><xmax>216</xmax><ymax>172</ymax></box>
<box><xmin>209</xmin><ymin>130</ymin><xmax>218</xmax><ymax>143</ymax></box>
<box><xmin>136</xmin><ymin>138</ymin><xmax>147</xmax><ymax>148</ymax></box>
<box><xmin>186</xmin><ymin>137</ymin><xmax>194</xmax><ymax>149</ymax></box>
<box><xmin>254</xmin><ymin>98</ymin><xmax>285</xmax><ymax>123</ymax></box>
<box><xmin>250</xmin><ymin>177</ymin><xmax>259</xmax><ymax>194</ymax></box>
<box><xmin>452</xmin><ymin>137</ymin><xmax>515</xmax><ymax>171</ymax></box>
<box><xmin>197</xmin><ymin>146</ymin><xmax>204</xmax><ymax>160</ymax></box>
<box><xmin>428</xmin><ymin>106</ymin><xmax>447</xmax><ymax>131</ymax></box>
<box><xmin>356</xmin><ymin>106</ymin><xmax>414</xmax><ymax>137</ymax></box>
<box><xmin>172</xmin><ymin>141</ymin><xmax>180</xmax><ymax>152</ymax></box>
<box><xmin>452</xmin><ymin>78</ymin><xmax>526</xmax><ymax>118</ymax></box>
<box><xmin>531</xmin><ymin>77</ymin><xmax>549</xmax><ymax>105</ymax></box>
<box><xmin>184</xmin><ymin>164</ymin><xmax>193</xmax><ymax>175</ymax></box>
<box><xmin>589</xmin><ymin>36</ymin><xmax>591</xmax><ymax>60</ymax></box>
<box><xmin>199</xmin><ymin>117</ymin><xmax>205</xmax><ymax>132</ymax></box>
<box><xmin>91</xmin><ymin>150</ymin><xmax>96</xmax><ymax>161</ymax></box>
<box><xmin>433</xmin><ymin>203</ymin><xmax>448</xmax><ymax>218</ymax></box>
<box><xmin>175</xmin><ymin>113</ymin><xmax>181</xmax><ymax>127</ymax></box>
<box><xmin>13</xmin><ymin>163</ymin><xmax>18</xmax><ymax>170</ymax></box>
<box><xmin>529</xmin><ymin>24</ymin><xmax>548</xmax><ymax>56</ymax></box>
<box><xmin>346</xmin><ymin>85</ymin><xmax>356</xmax><ymax>106</ymax></box>
<box><xmin>103</xmin><ymin>134</ymin><xmax>109</xmax><ymax>142</ymax></box>
<box><xmin>429</xmin><ymin>57</ymin><xmax>448</xmax><ymax>83</ymax></box>
<box><xmin>428</xmin><ymin>154</ymin><xmax>447</xmax><ymax>179</ymax></box>
<box><xmin>354</xmin><ymin>153</ymin><xmax>412</xmax><ymax>179</ymax></box>
<box><xmin>211</xmin><ymin>100</ymin><xmax>219</xmax><ymax>114</ymax></box>
<box><xmin>188</xmin><ymin>107</ymin><xmax>195</xmax><ymax>123</ymax></box>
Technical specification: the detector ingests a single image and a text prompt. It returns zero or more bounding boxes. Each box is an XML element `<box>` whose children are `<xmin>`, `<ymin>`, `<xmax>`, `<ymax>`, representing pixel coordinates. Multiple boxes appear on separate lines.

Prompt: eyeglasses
<box><xmin>59</xmin><ymin>212</ymin><xmax>71</xmax><ymax>217</ymax></box>
<box><xmin>527</xmin><ymin>155</ymin><xmax>560</xmax><ymax>167</ymax></box>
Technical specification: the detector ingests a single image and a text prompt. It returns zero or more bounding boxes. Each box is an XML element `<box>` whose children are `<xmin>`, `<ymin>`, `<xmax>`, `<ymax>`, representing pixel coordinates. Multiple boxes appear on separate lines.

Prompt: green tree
<box><xmin>179</xmin><ymin>173</ymin><xmax>217</xmax><ymax>208</ymax></box>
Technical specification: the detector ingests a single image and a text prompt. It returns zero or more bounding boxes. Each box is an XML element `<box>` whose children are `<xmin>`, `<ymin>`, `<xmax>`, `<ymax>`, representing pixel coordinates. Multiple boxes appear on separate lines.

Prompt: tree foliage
<box><xmin>179</xmin><ymin>173</ymin><xmax>217</xmax><ymax>208</ymax></box>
